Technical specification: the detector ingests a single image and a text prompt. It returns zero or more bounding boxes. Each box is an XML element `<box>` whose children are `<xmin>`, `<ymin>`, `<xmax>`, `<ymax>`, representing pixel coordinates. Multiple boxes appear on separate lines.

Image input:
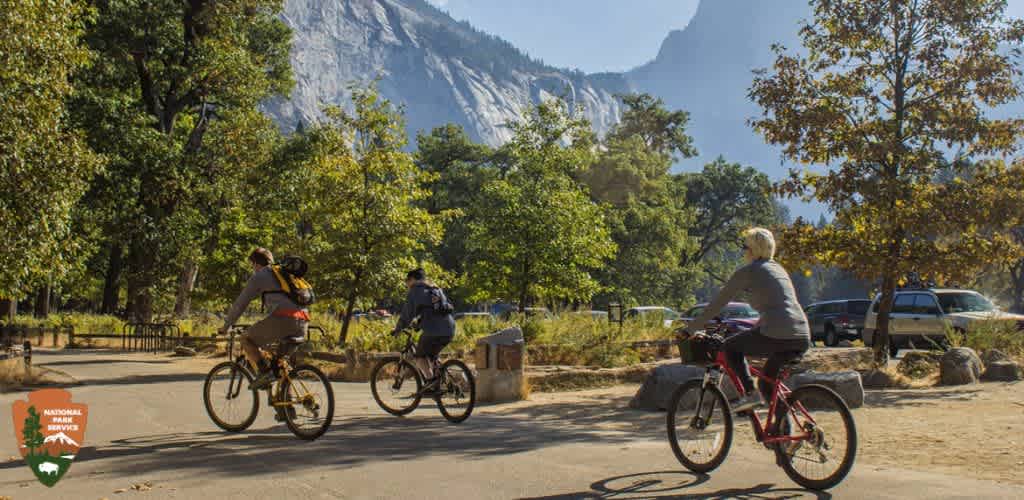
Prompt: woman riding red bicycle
<box><xmin>684</xmin><ymin>227</ymin><xmax>811</xmax><ymax>411</ymax></box>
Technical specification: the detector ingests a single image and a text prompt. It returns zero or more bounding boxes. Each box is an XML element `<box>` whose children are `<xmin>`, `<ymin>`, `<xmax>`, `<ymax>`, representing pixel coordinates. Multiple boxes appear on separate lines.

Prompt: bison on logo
<box><xmin>11</xmin><ymin>388</ymin><xmax>88</xmax><ymax>487</ymax></box>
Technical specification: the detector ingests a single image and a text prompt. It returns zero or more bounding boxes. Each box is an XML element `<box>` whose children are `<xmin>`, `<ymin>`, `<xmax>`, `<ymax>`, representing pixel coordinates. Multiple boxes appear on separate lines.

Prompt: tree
<box><xmin>76</xmin><ymin>0</ymin><xmax>292</xmax><ymax>320</ymax></box>
<box><xmin>606</xmin><ymin>93</ymin><xmax>697</xmax><ymax>162</ymax></box>
<box><xmin>22</xmin><ymin>407</ymin><xmax>44</xmax><ymax>456</ymax></box>
<box><xmin>750</xmin><ymin>0</ymin><xmax>1024</xmax><ymax>361</ymax></box>
<box><xmin>414</xmin><ymin>124</ymin><xmax>496</xmax><ymax>286</ymax></box>
<box><xmin>465</xmin><ymin>100</ymin><xmax>615</xmax><ymax>309</ymax></box>
<box><xmin>297</xmin><ymin>86</ymin><xmax>444</xmax><ymax>343</ymax></box>
<box><xmin>680</xmin><ymin>158</ymin><xmax>777</xmax><ymax>279</ymax></box>
<box><xmin>0</xmin><ymin>0</ymin><xmax>101</xmax><ymax>312</ymax></box>
<box><xmin>1010</xmin><ymin>227</ymin><xmax>1024</xmax><ymax>313</ymax></box>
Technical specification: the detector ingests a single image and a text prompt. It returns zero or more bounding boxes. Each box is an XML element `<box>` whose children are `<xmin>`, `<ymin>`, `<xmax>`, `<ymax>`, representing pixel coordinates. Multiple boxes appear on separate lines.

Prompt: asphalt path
<box><xmin>0</xmin><ymin>349</ymin><xmax>1020</xmax><ymax>499</ymax></box>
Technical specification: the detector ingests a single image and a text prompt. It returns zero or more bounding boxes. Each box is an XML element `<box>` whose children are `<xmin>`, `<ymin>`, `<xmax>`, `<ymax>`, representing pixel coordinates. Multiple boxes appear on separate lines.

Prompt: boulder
<box><xmin>173</xmin><ymin>346</ymin><xmax>197</xmax><ymax>357</ymax></box>
<box><xmin>897</xmin><ymin>351</ymin><xmax>939</xmax><ymax>379</ymax></box>
<box><xmin>785</xmin><ymin>370</ymin><xmax>864</xmax><ymax>408</ymax></box>
<box><xmin>980</xmin><ymin>349</ymin><xmax>1010</xmax><ymax>366</ymax></box>
<box><xmin>939</xmin><ymin>348</ymin><xmax>982</xmax><ymax>385</ymax></box>
<box><xmin>629</xmin><ymin>364</ymin><xmax>738</xmax><ymax>411</ymax></box>
<box><xmin>981</xmin><ymin>360</ymin><xmax>1023</xmax><ymax>382</ymax></box>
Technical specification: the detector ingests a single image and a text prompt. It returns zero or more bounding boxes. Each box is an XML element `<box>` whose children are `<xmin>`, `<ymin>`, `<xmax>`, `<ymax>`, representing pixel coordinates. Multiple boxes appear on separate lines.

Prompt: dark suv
<box><xmin>804</xmin><ymin>299</ymin><xmax>872</xmax><ymax>347</ymax></box>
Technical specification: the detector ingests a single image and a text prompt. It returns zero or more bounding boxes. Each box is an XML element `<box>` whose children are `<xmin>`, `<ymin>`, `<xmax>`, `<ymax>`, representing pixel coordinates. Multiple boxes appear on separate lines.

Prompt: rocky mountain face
<box><xmin>627</xmin><ymin>0</ymin><xmax>809</xmax><ymax>170</ymax></box>
<box><xmin>265</xmin><ymin>0</ymin><xmax>632</xmax><ymax>145</ymax></box>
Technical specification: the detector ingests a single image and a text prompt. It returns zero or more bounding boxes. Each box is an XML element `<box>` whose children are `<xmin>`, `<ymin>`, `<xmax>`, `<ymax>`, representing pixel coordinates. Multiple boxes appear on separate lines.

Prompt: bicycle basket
<box><xmin>677</xmin><ymin>336</ymin><xmax>718</xmax><ymax>365</ymax></box>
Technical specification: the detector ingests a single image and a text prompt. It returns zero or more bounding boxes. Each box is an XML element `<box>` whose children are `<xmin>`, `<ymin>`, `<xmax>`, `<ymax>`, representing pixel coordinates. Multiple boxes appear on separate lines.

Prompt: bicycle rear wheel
<box><xmin>436</xmin><ymin>360</ymin><xmax>476</xmax><ymax>424</ymax></box>
<box><xmin>370</xmin><ymin>358</ymin><xmax>422</xmax><ymax>416</ymax></box>
<box><xmin>279</xmin><ymin>364</ymin><xmax>335</xmax><ymax>440</ymax></box>
<box><xmin>774</xmin><ymin>385</ymin><xmax>857</xmax><ymax>490</ymax></box>
<box><xmin>666</xmin><ymin>380</ymin><xmax>733</xmax><ymax>473</ymax></box>
<box><xmin>203</xmin><ymin>361</ymin><xmax>259</xmax><ymax>432</ymax></box>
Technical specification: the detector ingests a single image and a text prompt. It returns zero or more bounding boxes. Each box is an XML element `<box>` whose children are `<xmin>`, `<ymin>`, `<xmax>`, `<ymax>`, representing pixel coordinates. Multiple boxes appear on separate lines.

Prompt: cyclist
<box><xmin>685</xmin><ymin>227</ymin><xmax>810</xmax><ymax>412</ymax></box>
<box><xmin>391</xmin><ymin>268</ymin><xmax>455</xmax><ymax>395</ymax></box>
<box><xmin>217</xmin><ymin>248</ymin><xmax>309</xmax><ymax>390</ymax></box>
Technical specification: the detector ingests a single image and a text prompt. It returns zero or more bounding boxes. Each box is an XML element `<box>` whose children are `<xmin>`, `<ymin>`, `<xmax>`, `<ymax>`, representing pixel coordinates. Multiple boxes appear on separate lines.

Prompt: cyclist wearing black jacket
<box><xmin>392</xmin><ymin>268</ymin><xmax>455</xmax><ymax>385</ymax></box>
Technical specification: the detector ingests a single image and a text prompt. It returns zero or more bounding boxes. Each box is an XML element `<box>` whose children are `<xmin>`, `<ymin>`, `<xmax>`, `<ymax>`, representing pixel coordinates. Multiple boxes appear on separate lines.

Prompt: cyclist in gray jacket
<box><xmin>392</xmin><ymin>268</ymin><xmax>455</xmax><ymax>390</ymax></box>
<box><xmin>688</xmin><ymin>228</ymin><xmax>810</xmax><ymax>412</ymax></box>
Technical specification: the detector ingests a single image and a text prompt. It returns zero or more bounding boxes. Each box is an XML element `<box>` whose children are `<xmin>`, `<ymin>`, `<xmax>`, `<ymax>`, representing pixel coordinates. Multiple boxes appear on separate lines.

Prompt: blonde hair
<box><xmin>743</xmin><ymin>227</ymin><xmax>776</xmax><ymax>261</ymax></box>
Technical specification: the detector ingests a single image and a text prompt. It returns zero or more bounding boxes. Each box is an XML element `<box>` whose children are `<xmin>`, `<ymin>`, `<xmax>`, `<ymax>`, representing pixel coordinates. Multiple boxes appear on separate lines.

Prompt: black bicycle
<box><xmin>370</xmin><ymin>329</ymin><xmax>476</xmax><ymax>423</ymax></box>
<box><xmin>203</xmin><ymin>325</ymin><xmax>335</xmax><ymax>440</ymax></box>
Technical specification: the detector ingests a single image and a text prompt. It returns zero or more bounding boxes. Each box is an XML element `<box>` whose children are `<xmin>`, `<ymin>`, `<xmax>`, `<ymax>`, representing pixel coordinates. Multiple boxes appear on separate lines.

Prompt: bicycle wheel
<box><xmin>370</xmin><ymin>358</ymin><xmax>422</xmax><ymax>416</ymax></box>
<box><xmin>278</xmin><ymin>364</ymin><xmax>335</xmax><ymax>440</ymax></box>
<box><xmin>203</xmin><ymin>361</ymin><xmax>259</xmax><ymax>432</ymax></box>
<box><xmin>666</xmin><ymin>380</ymin><xmax>733</xmax><ymax>473</ymax></box>
<box><xmin>774</xmin><ymin>385</ymin><xmax>857</xmax><ymax>490</ymax></box>
<box><xmin>436</xmin><ymin>360</ymin><xmax>476</xmax><ymax>424</ymax></box>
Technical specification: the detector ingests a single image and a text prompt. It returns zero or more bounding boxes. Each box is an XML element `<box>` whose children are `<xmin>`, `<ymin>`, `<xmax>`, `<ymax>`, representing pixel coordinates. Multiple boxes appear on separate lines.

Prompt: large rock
<box><xmin>939</xmin><ymin>348</ymin><xmax>983</xmax><ymax>385</ymax></box>
<box><xmin>981</xmin><ymin>360</ymin><xmax>1023</xmax><ymax>382</ymax></box>
<box><xmin>785</xmin><ymin>370</ymin><xmax>864</xmax><ymax>408</ymax></box>
<box><xmin>629</xmin><ymin>364</ymin><xmax>738</xmax><ymax>411</ymax></box>
<box><xmin>173</xmin><ymin>345</ymin><xmax>197</xmax><ymax>357</ymax></box>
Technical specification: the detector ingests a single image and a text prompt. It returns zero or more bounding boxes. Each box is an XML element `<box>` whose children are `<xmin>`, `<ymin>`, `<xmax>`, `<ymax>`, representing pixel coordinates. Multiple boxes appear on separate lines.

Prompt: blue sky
<box><xmin>429</xmin><ymin>0</ymin><xmax>1024</xmax><ymax>73</ymax></box>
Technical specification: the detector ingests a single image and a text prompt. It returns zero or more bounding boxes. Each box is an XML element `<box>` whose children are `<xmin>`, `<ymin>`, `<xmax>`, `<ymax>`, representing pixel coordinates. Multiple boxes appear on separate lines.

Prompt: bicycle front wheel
<box><xmin>203</xmin><ymin>361</ymin><xmax>259</xmax><ymax>432</ymax></box>
<box><xmin>436</xmin><ymin>360</ymin><xmax>476</xmax><ymax>424</ymax></box>
<box><xmin>370</xmin><ymin>358</ymin><xmax>422</xmax><ymax>416</ymax></box>
<box><xmin>279</xmin><ymin>364</ymin><xmax>335</xmax><ymax>441</ymax></box>
<box><xmin>666</xmin><ymin>380</ymin><xmax>733</xmax><ymax>473</ymax></box>
<box><xmin>775</xmin><ymin>384</ymin><xmax>857</xmax><ymax>490</ymax></box>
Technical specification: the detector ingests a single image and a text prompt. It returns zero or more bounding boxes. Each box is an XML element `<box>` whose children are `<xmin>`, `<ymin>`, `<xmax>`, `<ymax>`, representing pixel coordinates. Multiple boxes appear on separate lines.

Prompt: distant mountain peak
<box><xmin>44</xmin><ymin>432</ymin><xmax>79</xmax><ymax>447</ymax></box>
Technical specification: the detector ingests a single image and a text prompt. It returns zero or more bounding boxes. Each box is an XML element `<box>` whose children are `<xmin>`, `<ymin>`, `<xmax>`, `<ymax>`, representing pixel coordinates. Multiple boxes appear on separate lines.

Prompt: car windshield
<box><xmin>936</xmin><ymin>292</ymin><xmax>996</xmax><ymax>313</ymax></box>
<box><xmin>722</xmin><ymin>304</ymin><xmax>759</xmax><ymax>319</ymax></box>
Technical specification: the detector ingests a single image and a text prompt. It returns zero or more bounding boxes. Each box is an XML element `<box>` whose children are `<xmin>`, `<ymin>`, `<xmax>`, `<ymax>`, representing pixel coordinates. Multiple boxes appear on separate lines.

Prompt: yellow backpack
<box><xmin>270</xmin><ymin>256</ymin><xmax>315</xmax><ymax>307</ymax></box>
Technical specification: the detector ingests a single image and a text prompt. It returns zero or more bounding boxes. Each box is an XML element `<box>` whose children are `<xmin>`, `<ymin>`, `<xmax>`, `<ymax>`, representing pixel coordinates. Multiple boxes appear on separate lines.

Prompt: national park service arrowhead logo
<box><xmin>12</xmin><ymin>389</ymin><xmax>88</xmax><ymax>487</ymax></box>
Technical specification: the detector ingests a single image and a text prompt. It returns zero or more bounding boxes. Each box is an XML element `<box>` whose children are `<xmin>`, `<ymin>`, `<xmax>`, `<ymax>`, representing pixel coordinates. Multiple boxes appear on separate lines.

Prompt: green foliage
<box><xmin>464</xmin><ymin>100</ymin><xmax>615</xmax><ymax>308</ymax></box>
<box><xmin>606</xmin><ymin>93</ymin><xmax>697</xmax><ymax>161</ymax></box>
<box><xmin>0</xmin><ymin>0</ymin><xmax>101</xmax><ymax>298</ymax></box>
<box><xmin>750</xmin><ymin>0</ymin><xmax>1024</xmax><ymax>360</ymax></box>
<box><xmin>292</xmin><ymin>86</ymin><xmax>444</xmax><ymax>342</ymax></box>
<box><xmin>23</xmin><ymin>406</ymin><xmax>44</xmax><ymax>454</ymax></box>
<box><xmin>945</xmin><ymin>320</ymin><xmax>1024</xmax><ymax>359</ymax></box>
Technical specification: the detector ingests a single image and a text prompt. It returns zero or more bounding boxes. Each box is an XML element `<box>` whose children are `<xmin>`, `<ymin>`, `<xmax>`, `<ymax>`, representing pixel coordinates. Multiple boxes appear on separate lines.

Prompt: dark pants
<box><xmin>416</xmin><ymin>334</ymin><xmax>452</xmax><ymax>359</ymax></box>
<box><xmin>724</xmin><ymin>327</ymin><xmax>808</xmax><ymax>398</ymax></box>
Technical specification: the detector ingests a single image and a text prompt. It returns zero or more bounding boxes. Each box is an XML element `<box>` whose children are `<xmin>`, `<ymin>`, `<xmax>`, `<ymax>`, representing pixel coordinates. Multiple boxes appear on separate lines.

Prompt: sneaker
<box><xmin>731</xmin><ymin>392</ymin><xmax>764</xmax><ymax>413</ymax></box>
<box><xmin>249</xmin><ymin>369</ymin><xmax>277</xmax><ymax>390</ymax></box>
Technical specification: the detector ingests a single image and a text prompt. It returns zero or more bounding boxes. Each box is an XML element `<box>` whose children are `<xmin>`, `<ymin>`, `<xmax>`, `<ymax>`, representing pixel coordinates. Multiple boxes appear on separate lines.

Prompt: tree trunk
<box><xmin>873</xmin><ymin>274</ymin><xmax>897</xmax><ymax>365</ymax></box>
<box><xmin>339</xmin><ymin>293</ymin><xmax>358</xmax><ymax>345</ymax></box>
<box><xmin>0</xmin><ymin>298</ymin><xmax>15</xmax><ymax>322</ymax></box>
<box><xmin>33</xmin><ymin>283</ymin><xmax>51</xmax><ymax>318</ymax></box>
<box><xmin>132</xmin><ymin>288</ymin><xmax>154</xmax><ymax>323</ymax></box>
<box><xmin>173</xmin><ymin>261</ymin><xmax>198</xmax><ymax>318</ymax></box>
<box><xmin>101</xmin><ymin>243</ymin><xmax>124</xmax><ymax>314</ymax></box>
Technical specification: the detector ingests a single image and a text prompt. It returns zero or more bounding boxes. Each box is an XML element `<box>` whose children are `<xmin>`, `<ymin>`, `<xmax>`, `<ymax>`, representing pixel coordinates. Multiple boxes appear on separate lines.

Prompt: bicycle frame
<box><xmin>703</xmin><ymin>347</ymin><xmax>817</xmax><ymax>446</ymax></box>
<box><xmin>222</xmin><ymin>326</ymin><xmax>308</xmax><ymax>410</ymax></box>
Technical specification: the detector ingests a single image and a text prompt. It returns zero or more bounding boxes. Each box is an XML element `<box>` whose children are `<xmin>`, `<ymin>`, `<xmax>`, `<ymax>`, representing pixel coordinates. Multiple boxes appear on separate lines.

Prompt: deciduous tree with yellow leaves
<box><xmin>750</xmin><ymin>0</ymin><xmax>1024</xmax><ymax>361</ymax></box>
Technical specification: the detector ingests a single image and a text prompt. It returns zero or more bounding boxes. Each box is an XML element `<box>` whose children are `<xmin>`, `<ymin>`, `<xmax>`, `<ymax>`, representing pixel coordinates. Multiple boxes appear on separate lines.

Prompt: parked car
<box><xmin>498</xmin><ymin>307</ymin><xmax>553</xmax><ymax>321</ymax></box>
<box><xmin>804</xmin><ymin>299</ymin><xmax>872</xmax><ymax>347</ymax></box>
<box><xmin>453</xmin><ymin>312</ymin><xmax>493</xmax><ymax>321</ymax></box>
<box><xmin>679</xmin><ymin>302</ymin><xmax>760</xmax><ymax>333</ymax></box>
<box><xmin>570</xmin><ymin>310</ymin><xmax>608</xmax><ymax>320</ymax></box>
<box><xmin>625</xmin><ymin>306</ymin><xmax>680</xmax><ymax>328</ymax></box>
<box><xmin>862</xmin><ymin>288</ymin><xmax>1024</xmax><ymax>357</ymax></box>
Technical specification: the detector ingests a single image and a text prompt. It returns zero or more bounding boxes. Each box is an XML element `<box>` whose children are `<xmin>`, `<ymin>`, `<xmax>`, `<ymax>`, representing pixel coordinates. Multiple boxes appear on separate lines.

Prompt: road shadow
<box><xmin>864</xmin><ymin>387</ymin><xmax>983</xmax><ymax>409</ymax></box>
<box><xmin>0</xmin><ymin>394</ymin><xmax>667</xmax><ymax>480</ymax></box>
<box><xmin>37</xmin><ymin>359</ymin><xmax>175</xmax><ymax>367</ymax></box>
<box><xmin>518</xmin><ymin>471</ymin><xmax>831</xmax><ymax>499</ymax></box>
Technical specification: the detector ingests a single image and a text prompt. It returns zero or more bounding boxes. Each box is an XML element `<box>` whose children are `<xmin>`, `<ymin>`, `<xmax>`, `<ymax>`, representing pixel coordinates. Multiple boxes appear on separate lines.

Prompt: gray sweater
<box><xmin>223</xmin><ymin>266</ymin><xmax>305</xmax><ymax>328</ymax></box>
<box><xmin>394</xmin><ymin>283</ymin><xmax>456</xmax><ymax>338</ymax></box>
<box><xmin>690</xmin><ymin>259</ymin><xmax>810</xmax><ymax>340</ymax></box>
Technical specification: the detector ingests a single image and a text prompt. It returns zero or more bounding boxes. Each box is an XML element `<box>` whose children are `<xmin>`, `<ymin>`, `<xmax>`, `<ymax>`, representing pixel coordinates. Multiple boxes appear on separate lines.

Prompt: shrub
<box><xmin>945</xmin><ymin>320</ymin><xmax>1023</xmax><ymax>359</ymax></box>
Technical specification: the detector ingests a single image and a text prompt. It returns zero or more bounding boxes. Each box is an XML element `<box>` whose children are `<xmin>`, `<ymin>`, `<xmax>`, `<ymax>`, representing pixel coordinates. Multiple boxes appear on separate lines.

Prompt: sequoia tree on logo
<box><xmin>12</xmin><ymin>388</ymin><xmax>88</xmax><ymax>487</ymax></box>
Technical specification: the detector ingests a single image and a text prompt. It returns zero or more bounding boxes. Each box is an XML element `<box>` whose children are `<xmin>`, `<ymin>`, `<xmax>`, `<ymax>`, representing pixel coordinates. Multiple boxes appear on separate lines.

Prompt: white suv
<box><xmin>862</xmin><ymin>288</ymin><xmax>1024</xmax><ymax>357</ymax></box>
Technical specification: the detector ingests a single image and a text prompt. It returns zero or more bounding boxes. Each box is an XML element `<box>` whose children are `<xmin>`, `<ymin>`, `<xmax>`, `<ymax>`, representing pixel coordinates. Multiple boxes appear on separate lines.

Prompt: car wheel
<box><xmin>889</xmin><ymin>338</ymin><xmax>900</xmax><ymax>358</ymax></box>
<box><xmin>825</xmin><ymin>326</ymin><xmax>839</xmax><ymax>347</ymax></box>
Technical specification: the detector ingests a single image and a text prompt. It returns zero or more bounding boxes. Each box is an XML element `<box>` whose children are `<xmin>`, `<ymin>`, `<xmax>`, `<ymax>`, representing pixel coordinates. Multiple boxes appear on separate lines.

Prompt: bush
<box><xmin>945</xmin><ymin>320</ymin><xmax>1023</xmax><ymax>359</ymax></box>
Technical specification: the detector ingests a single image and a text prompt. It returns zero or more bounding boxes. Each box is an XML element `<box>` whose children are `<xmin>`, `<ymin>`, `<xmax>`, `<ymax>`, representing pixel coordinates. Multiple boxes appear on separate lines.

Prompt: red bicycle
<box><xmin>666</xmin><ymin>327</ymin><xmax>857</xmax><ymax>490</ymax></box>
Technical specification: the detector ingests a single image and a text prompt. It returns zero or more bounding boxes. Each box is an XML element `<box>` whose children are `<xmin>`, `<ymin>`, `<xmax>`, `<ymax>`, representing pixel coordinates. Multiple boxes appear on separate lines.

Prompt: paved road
<box><xmin>1</xmin><ymin>350</ymin><xmax>1021</xmax><ymax>499</ymax></box>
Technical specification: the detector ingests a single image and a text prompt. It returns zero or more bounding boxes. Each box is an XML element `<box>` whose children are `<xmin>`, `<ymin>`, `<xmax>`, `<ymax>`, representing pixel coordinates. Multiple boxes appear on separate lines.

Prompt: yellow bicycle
<box><xmin>203</xmin><ymin>325</ymin><xmax>334</xmax><ymax>440</ymax></box>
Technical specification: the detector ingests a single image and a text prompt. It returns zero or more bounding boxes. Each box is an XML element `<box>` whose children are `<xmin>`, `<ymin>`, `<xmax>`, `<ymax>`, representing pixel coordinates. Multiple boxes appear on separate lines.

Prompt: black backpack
<box><xmin>425</xmin><ymin>285</ymin><xmax>454</xmax><ymax>316</ymax></box>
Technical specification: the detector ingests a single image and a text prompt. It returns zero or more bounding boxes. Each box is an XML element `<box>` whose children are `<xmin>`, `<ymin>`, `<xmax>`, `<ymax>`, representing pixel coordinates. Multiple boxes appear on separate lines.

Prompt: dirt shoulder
<box><xmin>517</xmin><ymin>380</ymin><xmax>1024</xmax><ymax>486</ymax></box>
